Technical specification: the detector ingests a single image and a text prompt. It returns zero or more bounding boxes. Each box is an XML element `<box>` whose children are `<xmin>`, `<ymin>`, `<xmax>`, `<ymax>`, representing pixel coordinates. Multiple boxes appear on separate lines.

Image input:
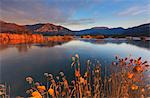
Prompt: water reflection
<box><xmin>79</xmin><ymin>38</ymin><xmax>150</xmax><ymax>49</ymax></box>
<box><xmin>0</xmin><ymin>39</ymin><xmax>150</xmax><ymax>97</ymax></box>
<box><xmin>0</xmin><ymin>39</ymin><xmax>150</xmax><ymax>53</ymax></box>
<box><xmin>0</xmin><ymin>41</ymin><xmax>69</xmax><ymax>53</ymax></box>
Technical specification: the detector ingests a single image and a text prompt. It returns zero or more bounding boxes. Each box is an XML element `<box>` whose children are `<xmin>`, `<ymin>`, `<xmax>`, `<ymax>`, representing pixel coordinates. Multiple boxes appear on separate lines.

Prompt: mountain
<box><xmin>0</xmin><ymin>21</ymin><xmax>31</xmax><ymax>33</ymax></box>
<box><xmin>0</xmin><ymin>21</ymin><xmax>72</xmax><ymax>35</ymax></box>
<box><xmin>123</xmin><ymin>23</ymin><xmax>150</xmax><ymax>36</ymax></box>
<box><xmin>0</xmin><ymin>21</ymin><xmax>149</xmax><ymax>36</ymax></box>
<box><xmin>75</xmin><ymin>27</ymin><xmax>125</xmax><ymax>36</ymax></box>
<box><xmin>76</xmin><ymin>23</ymin><xmax>150</xmax><ymax>36</ymax></box>
<box><xmin>26</xmin><ymin>23</ymin><xmax>44</xmax><ymax>32</ymax></box>
<box><xmin>91</xmin><ymin>27</ymin><xmax>109</xmax><ymax>29</ymax></box>
<box><xmin>26</xmin><ymin>23</ymin><xmax>72</xmax><ymax>35</ymax></box>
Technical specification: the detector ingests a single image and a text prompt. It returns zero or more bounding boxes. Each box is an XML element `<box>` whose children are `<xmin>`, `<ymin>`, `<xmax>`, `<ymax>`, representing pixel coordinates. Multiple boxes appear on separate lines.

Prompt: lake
<box><xmin>0</xmin><ymin>39</ymin><xmax>150</xmax><ymax>97</ymax></box>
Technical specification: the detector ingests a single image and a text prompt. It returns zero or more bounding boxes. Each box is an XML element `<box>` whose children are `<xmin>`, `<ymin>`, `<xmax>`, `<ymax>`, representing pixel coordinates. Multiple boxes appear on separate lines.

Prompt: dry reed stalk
<box><xmin>24</xmin><ymin>55</ymin><xmax>149</xmax><ymax>98</ymax></box>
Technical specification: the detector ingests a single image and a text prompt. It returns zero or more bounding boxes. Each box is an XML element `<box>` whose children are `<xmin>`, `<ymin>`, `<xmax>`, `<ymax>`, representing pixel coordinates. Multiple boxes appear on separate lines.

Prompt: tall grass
<box><xmin>25</xmin><ymin>54</ymin><xmax>150</xmax><ymax>98</ymax></box>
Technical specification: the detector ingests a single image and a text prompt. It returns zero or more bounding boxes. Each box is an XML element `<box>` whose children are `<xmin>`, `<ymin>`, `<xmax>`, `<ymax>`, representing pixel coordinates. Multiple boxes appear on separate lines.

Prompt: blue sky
<box><xmin>0</xmin><ymin>0</ymin><xmax>149</xmax><ymax>30</ymax></box>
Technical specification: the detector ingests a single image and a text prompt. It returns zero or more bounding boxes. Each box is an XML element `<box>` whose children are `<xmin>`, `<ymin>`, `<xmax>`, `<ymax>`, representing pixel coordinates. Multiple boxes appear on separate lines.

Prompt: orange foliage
<box><xmin>48</xmin><ymin>88</ymin><xmax>54</xmax><ymax>96</ymax></box>
<box><xmin>47</xmin><ymin>36</ymin><xmax>73</xmax><ymax>42</ymax></box>
<box><xmin>75</xmin><ymin>70</ymin><xmax>80</xmax><ymax>77</ymax></box>
<box><xmin>37</xmin><ymin>86</ymin><xmax>46</xmax><ymax>91</ymax></box>
<box><xmin>131</xmin><ymin>84</ymin><xmax>138</xmax><ymax>90</ymax></box>
<box><xmin>133</xmin><ymin>65</ymin><xmax>142</xmax><ymax>72</ymax></box>
<box><xmin>31</xmin><ymin>91</ymin><xmax>42</xmax><ymax>98</ymax></box>
<box><xmin>0</xmin><ymin>33</ymin><xmax>74</xmax><ymax>45</ymax></box>
<box><xmin>127</xmin><ymin>72</ymin><xmax>134</xmax><ymax>79</ymax></box>
<box><xmin>0</xmin><ymin>33</ymin><xmax>45</xmax><ymax>45</ymax></box>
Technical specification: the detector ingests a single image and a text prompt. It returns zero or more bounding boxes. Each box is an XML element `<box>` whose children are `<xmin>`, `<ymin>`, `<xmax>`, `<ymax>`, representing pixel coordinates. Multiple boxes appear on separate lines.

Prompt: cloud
<box><xmin>0</xmin><ymin>0</ymin><xmax>99</xmax><ymax>25</ymax></box>
<box><xmin>0</xmin><ymin>0</ymin><xmax>70</xmax><ymax>24</ymax></box>
<box><xmin>64</xmin><ymin>18</ymin><xmax>95</xmax><ymax>25</ymax></box>
<box><xmin>118</xmin><ymin>6</ymin><xmax>149</xmax><ymax>16</ymax></box>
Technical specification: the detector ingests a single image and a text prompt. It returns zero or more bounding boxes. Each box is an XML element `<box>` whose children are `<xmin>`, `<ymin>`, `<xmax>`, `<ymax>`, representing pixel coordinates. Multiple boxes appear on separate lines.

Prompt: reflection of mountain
<box><xmin>80</xmin><ymin>39</ymin><xmax>150</xmax><ymax>49</ymax></box>
<box><xmin>127</xmin><ymin>41</ymin><xmax>150</xmax><ymax>49</ymax></box>
<box><xmin>0</xmin><ymin>39</ymin><xmax>149</xmax><ymax>53</ymax></box>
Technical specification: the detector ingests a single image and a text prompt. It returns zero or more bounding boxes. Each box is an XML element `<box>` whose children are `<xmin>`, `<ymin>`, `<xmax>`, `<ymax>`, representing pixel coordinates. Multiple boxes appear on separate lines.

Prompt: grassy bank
<box><xmin>0</xmin><ymin>33</ymin><xmax>74</xmax><ymax>45</ymax></box>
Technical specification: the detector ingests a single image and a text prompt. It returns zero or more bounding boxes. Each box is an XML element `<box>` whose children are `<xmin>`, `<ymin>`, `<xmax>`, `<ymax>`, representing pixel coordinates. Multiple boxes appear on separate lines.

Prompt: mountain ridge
<box><xmin>0</xmin><ymin>21</ymin><xmax>149</xmax><ymax>36</ymax></box>
<box><xmin>0</xmin><ymin>21</ymin><xmax>31</xmax><ymax>33</ymax></box>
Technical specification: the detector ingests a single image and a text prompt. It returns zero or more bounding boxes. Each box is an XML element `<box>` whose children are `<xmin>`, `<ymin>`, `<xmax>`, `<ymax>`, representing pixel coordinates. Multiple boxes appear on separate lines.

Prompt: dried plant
<box><xmin>25</xmin><ymin>54</ymin><xmax>150</xmax><ymax>98</ymax></box>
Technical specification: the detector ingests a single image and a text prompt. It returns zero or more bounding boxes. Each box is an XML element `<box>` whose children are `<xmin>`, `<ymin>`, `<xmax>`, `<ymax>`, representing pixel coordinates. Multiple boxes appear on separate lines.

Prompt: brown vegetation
<box><xmin>81</xmin><ymin>35</ymin><xmax>105</xmax><ymax>39</ymax></box>
<box><xmin>25</xmin><ymin>55</ymin><xmax>150</xmax><ymax>98</ymax></box>
<box><xmin>0</xmin><ymin>33</ymin><xmax>45</xmax><ymax>45</ymax></box>
<box><xmin>0</xmin><ymin>33</ymin><xmax>74</xmax><ymax>45</ymax></box>
<box><xmin>47</xmin><ymin>36</ymin><xmax>74</xmax><ymax>42</ymax></box>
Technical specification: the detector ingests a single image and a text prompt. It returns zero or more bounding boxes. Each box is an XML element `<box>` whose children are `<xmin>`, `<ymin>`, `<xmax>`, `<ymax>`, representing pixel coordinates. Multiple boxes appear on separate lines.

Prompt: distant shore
<box><xmin>0</xmin><ymin>33</ymin><xmax>149</xmax><ymax>45</ymax></box>
<box><xmin>0</xmin><ymin>33</ymin><xmax>74</xmax><ymax>45</ymax></box>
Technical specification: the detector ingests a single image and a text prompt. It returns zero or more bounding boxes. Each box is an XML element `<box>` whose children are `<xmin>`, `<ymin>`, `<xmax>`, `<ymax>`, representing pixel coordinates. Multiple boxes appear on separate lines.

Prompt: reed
<box><xmin>25</xmin><ymin>54</ymin><xmax>150</xmax><ymax>98</ymax></box>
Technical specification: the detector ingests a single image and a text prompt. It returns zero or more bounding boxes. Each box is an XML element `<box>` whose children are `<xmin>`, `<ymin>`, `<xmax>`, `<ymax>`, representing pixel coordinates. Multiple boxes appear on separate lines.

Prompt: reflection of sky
<box><xmin>62</xmin><ymin>40</ymin><xmax>150</xmax><ymax>62</ymax></box>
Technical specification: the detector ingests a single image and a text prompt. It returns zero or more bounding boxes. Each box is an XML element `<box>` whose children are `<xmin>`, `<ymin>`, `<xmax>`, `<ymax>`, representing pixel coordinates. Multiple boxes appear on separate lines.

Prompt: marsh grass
<box><xmin>25</xmin><ymin>54</ymin><xmax>150</xmax><ymax>98</ymax></box>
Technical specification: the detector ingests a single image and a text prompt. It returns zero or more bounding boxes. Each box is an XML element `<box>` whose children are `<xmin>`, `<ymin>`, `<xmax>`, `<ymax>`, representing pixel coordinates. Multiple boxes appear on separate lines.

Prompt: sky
<box><xmin>0</xmin><ymin>0</ymin><xmax>150</xmax><ymax>30</ymax></box>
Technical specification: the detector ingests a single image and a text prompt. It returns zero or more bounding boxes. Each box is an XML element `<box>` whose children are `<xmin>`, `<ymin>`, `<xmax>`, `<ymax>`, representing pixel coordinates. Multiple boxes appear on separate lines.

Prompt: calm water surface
<box><xmin>0</xmin><ymin>39</ymin><xmax>150</xmax><ymax>97</ymax></box>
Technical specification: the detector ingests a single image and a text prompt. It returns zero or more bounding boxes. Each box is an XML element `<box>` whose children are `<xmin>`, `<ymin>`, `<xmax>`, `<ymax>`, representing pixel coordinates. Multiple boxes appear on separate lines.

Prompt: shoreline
<box><xmin>0</xmin><ymin>33</ymin><xmax>149</xmax><ymax>45</ymax></box>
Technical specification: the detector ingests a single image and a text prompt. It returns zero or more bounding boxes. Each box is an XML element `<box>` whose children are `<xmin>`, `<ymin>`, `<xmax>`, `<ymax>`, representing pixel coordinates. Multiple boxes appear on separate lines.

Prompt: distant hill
<box><xmin>26</xmin><ymin>24</ymin><xmax>44</xmax><ymax>32</ymax></box>
<box><xmin>0</xmin><ymin>21</ymin><xmax>149</xmax><ymax>36</ymax></box>
<box><xmin>76</xmin><ymin>23</ymin><xmax>150</xmax><ymax>36</ymax></box>
<box><xmin>0</xmin><ymin>21</ymin><xmax>72</xmax><ymax>35</ymax></box>
<box><xmin>75</xmin><ymin>27</ymin><xmax>125</xmax><ymax>36</ymax></box>
<box><xmin>0</xmin><ymin>21</ymin><xmax>31</xmax><ymax>33</ymax></box>
<box><xmin>123</xmin><ymin>23</ymin><xmax>150</xmax><ymax>36</ymax></box>
<box><xmin>26</xmin><ymin>23</ymin><xmax>72</xmax><ymax>35</ymax></box>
